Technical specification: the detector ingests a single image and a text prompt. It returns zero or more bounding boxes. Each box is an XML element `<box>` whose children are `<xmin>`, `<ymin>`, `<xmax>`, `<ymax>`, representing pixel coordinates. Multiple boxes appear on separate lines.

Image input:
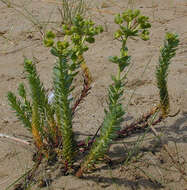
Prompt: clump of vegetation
<box><xmin>7</xmin><ymin>9</ymin><xmax>179</xmax><ymax>188</ymax></box>
<box><xmin>8</xmin><ymin>15</ymin><xmax>103</xmax><ymax>166</ymax></box>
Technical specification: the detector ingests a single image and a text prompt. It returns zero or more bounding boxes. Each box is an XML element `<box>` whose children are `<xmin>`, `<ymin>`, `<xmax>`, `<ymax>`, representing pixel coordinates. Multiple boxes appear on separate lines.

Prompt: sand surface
<box><xmin>0</xmin><ymin>0</ymin><xmax>187</xmax><ymax>189</ymax></box>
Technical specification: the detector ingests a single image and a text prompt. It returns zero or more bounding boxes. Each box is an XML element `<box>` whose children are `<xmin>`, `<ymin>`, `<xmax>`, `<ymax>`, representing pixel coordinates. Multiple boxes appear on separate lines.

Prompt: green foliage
<box><xmin>114</xmin><ymin>9</ymin><xmax>151</xmax><ymax>41</ymax></box>
<box><xmin>7</xmin><ymin>91</ymin><xmax>31</xmax><ymax>130</ymax></box>
<box><xmin>80</xmin><ymin>80</ymin><xmax>125</xmax><ymax>171</ymax></box>
<box><xmin>24</xmin><ymin>60</ymin><xmax>46</xmax><ymax>118</ymax></box>
<box><xmin>24</xmin><ymin>59</ymin><xmax>53</xmax><ymax>137</ymax></box>
<box><xmin>44</xmin><ymin>31</ymin><xmax>56</xmax><ymax>47</ymax></box>
<box><xmin>156</xmin><ymin>33</ymin><xmax>179</xmax><ymax>117</ymax></box>
<box><xmin>45</xmin><ymin>17</ymin><xmax>103</xmax><ymax>86</ymax></box>
<box><xmin>52</xmin><ymin>41</ymin><xmax>77</xmax><ymax>165</ymax></box>
<box><xmin>18</xmin><ymin>83</ymin><xmax>32</xmax><ymax>121</ymax></box>
<box><xmin>7</xmin><ymin>82</ymin><xmax>33</xmax><ymax>131</ymax></box>
<box><xmin>79</xmin><ymin>9</ymin><xmax>151</xmax><ymax>174</ymax></box>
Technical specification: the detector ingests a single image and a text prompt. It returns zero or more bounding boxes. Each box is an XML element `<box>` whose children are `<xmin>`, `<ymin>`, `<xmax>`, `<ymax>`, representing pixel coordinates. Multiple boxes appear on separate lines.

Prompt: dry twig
<box><xmin>0</xmin><ymin>133</ymin><xmax>30</xmax><ymax>145</ymax></box>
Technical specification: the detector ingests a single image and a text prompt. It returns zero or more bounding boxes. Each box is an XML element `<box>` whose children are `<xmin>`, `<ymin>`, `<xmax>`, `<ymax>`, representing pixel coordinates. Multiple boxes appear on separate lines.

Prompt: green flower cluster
<box><xmin>114</xmin><ymin>9</ymin><xmax>151</xmax><ymax>41</ymax></box>
<box><xmin>62</xmin><ymin>15</ymin><xmax>103</xmax><ymax>57</ymax></box>
<box><xmin>110</xmin><ymin>10</ymin><xmax>151</xmax><ymax>76</ymax></box>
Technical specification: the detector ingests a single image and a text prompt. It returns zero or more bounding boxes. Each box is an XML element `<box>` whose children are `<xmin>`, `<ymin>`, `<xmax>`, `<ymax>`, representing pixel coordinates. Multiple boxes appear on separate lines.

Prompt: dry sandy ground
<box><xmin>0</xmin><ymin>0</ymin><xmax>187</xmax><ymax>189</ymax></box>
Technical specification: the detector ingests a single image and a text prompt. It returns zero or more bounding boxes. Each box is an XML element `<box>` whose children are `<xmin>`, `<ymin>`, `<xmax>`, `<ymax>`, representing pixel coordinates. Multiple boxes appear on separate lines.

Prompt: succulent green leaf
<box><xmin>108</xmin><ymin>56</ymin><xmax>119</xmax><ymax>64</ymax></box>
<box><xmin>18</xmin><ymin>83</ymin><xmax>26</xmax><ymax>99</ymax></box>
<box><xmin>44</xmin><ymin>38</ymin><xmax>54</xmax><ymax>47</ymax></box>
<box><xmin>85</xmin><ymin>37</ymin><xmax>95</xmax><ymax>43</ymax></box>
<box><xmin>46</xmin><ymin>31</ymin><xmax>56</xmax><ymax>39</ymax></box>
<box><xmin>114</xmin><ymin>14</ymin><xmax>123</xmax><ymax>24</ymax></box>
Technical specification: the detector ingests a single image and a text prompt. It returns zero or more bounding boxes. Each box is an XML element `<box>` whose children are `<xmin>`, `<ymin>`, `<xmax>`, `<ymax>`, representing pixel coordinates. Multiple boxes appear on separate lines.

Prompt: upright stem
<box><xmin>117</xmin><ymin>36</ymin><xmax>127</xmax><ymax>81</ymax></box>
<box><xmin>79</xmin><ymin>55</ymin><xmax>92</xmax><ymax>87</ymax></box>
<box><xmin>117</xmin><ymin>67</ymin><xmax>121</xmax><ymax>81</ymax></box>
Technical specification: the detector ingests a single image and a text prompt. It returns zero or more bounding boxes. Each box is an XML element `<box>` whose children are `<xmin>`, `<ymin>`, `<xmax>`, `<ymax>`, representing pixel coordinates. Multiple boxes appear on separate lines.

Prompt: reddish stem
<box><xmin>72</xmin><ymin>74</ymin><xmax>91</xmax><ymax>115</ymax></box>
<box><xmin>77</xmin><ymin>108</ymin><xmax>163</xmax><ymax>151</ymax></box>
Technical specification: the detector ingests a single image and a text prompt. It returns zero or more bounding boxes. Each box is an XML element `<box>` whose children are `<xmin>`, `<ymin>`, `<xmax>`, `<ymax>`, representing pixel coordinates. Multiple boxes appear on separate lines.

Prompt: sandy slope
<box><xmin>0</xmin><ymin>0</ymin><xmax>187</xmax><ymax>189</ymax></box>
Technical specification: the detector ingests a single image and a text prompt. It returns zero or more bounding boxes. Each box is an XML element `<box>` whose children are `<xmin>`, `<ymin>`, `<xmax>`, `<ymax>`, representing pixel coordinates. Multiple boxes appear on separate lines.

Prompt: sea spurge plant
<box><xmin>76</xmin><ymin>9</ymin><xmax>151</xmax><ymax>176</ymax></box>
<box><xmin>156</xmin><ymin>33</ymin><xmax>179</xmax><ymax>117</ymax></box>
<box><xmin>45</xmin><ymin>34</ymin><xmax>80</xmax><ymax>164</ymax></box>
<box><xmin>77</xmin><ymin>85</ymin><xmax>125</xmax><ymax>176</ymax></box>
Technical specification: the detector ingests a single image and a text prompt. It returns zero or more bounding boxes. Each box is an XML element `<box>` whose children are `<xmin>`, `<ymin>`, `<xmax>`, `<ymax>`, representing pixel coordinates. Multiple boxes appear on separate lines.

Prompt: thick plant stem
<box><xmin>31</xmin><ymin>106</ymin><xmax>43</xmax><ymax>149</ymax></box>
<box><xmin>48</xmin><ymin>118</ymin><xmax>60</xmax><ymax>146</ymax></box>
<box><xmin>72</xmin><ymin>72</ymin><xmax>91</xmax><ymax>115</ymax></box>
<box><xmin>77</xmin><ymin>106</ymin><xmax>160</xmax><ymax>151</ymax></box>
<box><xmin>79</xmin><ymin>55</ymin><xmax>92</xmax><ymax>87</ymax></box>
<box><xmin>54</xmin><ymin>56</ymin><xmax>76</xmax><ymax>166</ymax></box>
